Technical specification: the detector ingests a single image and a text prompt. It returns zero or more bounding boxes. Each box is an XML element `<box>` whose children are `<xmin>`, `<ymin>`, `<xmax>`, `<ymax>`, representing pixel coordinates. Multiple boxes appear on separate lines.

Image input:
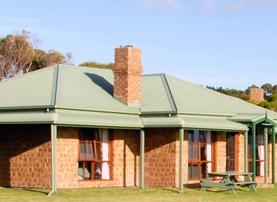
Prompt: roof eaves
<box><xmin>0</xmin><ymin>105</ymin><xmax>54</xmax><ymax>111</ymax></box>
<box><xmin>177</xmin><ymin>112</ymin><xmax>233</xmax><ymax>118</ymax></box>
<box><xmin>54</xmin><ymin>106</ymin><xmax>141</xmax><ymax>115</ymax></box>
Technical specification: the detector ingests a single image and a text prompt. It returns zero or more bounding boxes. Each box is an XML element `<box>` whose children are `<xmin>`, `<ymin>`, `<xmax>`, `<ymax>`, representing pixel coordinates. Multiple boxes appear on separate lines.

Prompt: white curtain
<box><xmin>206</xmin><ymin>131</ymin><xmax>212</xmax><ymax>173</ymax></box>
<box><xmin>101</xmin><ymin>129</ymin><xmax>110</xmax><ymax>180</ymax></box>
<box><xmin>258</xmin><ymin>145</ymin><xmax>264</xmax><ymax>177</ymax></box>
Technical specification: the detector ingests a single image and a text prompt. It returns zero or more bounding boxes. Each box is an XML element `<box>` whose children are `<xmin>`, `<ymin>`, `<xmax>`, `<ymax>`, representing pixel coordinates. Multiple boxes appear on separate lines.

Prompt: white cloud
<box><xmin>225</xmin><ymin>0</ymin><xmax>277</xmax><ymax>12</ymax></box>
<box><xmin>129</xmin><ymin>0</ymin><xmax>277</xmax><ymax>12</ymax></box>
<box><xmin>133</xmin><ymin>0</ymin><xmax>180</xmax><ymax>11</ymax></box>
<box><xmin>197</xmin><ymin>0</ymin><xmax>277</xmax><ymax>12</ymax></box>
<box><xmin>198</xmin><ymin>0</ymin><xmax>215</xmax><ymax>11</ymax></box>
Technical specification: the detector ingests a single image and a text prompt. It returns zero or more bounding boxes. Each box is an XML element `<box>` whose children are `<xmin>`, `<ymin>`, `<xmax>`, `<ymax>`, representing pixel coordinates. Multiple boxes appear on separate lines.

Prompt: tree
<box><xmin>261</xmin><ymin>83</ymin><xmax>273</xmax><ymax>97</ymax></box>
<box><xmin>0</xmin><ymin>31</ymin><xmax>72</xmax><ymax>79</ymax></box>
<box><xmin>0</xmin><ymin>31</ymin><xmax>35</xmax><ymax>80</ymax></box>
<box><xmin>30</xmin><ymin>49</ymin><xmax>67</xmax><ymax>71</ymax></box>
<box><xmin>272</xmin><ymin>85</ymin><xmax>277</xmax><ymax>94</ymax></box>
<box><xmin>79</xmin><ymin>61</ymin><xmax>113</xmax><ymax>69</ymax></box>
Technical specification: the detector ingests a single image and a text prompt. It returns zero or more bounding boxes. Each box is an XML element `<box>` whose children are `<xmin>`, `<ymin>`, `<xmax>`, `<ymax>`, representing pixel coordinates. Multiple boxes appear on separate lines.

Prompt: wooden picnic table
<box><xmin>200</xmin><ymin>171</ymin><xmax>257</xmax><ymax>193</ymax></box>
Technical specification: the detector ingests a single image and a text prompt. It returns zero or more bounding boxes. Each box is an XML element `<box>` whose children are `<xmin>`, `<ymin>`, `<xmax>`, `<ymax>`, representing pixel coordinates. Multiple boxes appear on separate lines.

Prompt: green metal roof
<box><xmin>0</xmin><ymin>67</ymin><xmax>55</xmax><ymax>108</ymax></box>
<box><xmin>0</xmin><ymin>65</ymin><xmax>138</xmax><ymax>114</ymax></box>
<box><xmin>164</xmin><ymin>75</ymin><xmax>273</xmax><ymax>117</ymax></box>
<box><xmin>0</xmin><ymin>64</ymin><xmax>276</xmax><ymax>130</ymax></box>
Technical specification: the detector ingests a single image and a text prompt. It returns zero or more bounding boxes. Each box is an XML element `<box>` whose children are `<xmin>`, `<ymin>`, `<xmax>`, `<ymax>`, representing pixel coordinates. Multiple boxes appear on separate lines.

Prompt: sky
<box><xmin>0</xmin><ymin>0</ymin><xmax>276</xmax><ymax>89</ymax></box>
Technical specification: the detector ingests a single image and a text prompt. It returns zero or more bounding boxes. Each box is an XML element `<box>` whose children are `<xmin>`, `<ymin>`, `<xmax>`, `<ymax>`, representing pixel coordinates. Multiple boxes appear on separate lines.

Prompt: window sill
<box><xmin>187</xmin><ymin>180</ymin><xmax>201</xmax><ymax>184</ymax></box>
<box><xmin>78</xmin><ymin>179</ymin><xmax>112</xmax><ymax>182</ymax></box>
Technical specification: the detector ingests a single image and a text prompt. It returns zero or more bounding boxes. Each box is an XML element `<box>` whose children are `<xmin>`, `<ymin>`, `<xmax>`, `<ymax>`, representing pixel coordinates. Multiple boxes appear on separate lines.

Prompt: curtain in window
<box><xmin>101</xmin><ymin>129</ymin><xmax>110</xmax><ymax>180</ymax></box>
<box><xmin>258</xmin><ymin>144</ymin><xmax>264</xmax><ymax>176</ymax></box>
<box><xmin>206</xmin><ymin>131</ymin><xmax>212</xmax><ymax>173</ymax></box>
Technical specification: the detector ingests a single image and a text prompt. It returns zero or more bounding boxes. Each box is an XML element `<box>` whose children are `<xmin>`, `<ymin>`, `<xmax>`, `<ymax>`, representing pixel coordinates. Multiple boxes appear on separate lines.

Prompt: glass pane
<box><xmin>200</xmin><ymin>162</ymin><xmax>207</xmax><ymax>178</ymax></box>
<box><xmin>78</xmin><ymin>162</ymin><xmax>91</xmax><ymax>180</ymax></box>
<box><xmin>87</xmin><ymin>143</ymin><xmax>94</xmax><ymax>159</ymax></box>
<box><xmin>96</xmin><ymin>142</ymin><xmax>102</xmax><ymax>160</ymax></box>
<box><xmin>188</xmin><ymin>133</ymin><xmax>193</xmax><ymax>142</ymax></box>
<box><xmin>80</xmin><ymin>142</ymin><xmax>86</xmax><ymax>159</ymax></box>
<box><xmin>93</xmin><ymin>130</ymin><xmax>100</xmax><ymax>141</ymax></box>
<box><xmin>199</xmin><ymin>131</ymin><xmax>206</xmax><ymax>143</ymax></box>
<box><xmin>188</xmin><ymin>143</ymin><xmax>193</xmax><ymax>160</ymax></box>
<box><xmin>188</xmin><ymin>163</ymin><xmax>199</xmax><ymax>180</ymax></box>
<box><xmin>194</xmin><ymin>131</ymin><xmax>199</xmax><ymax>142</ymax></box>
<box><xmin>200</xmin><ymin>144</ymin><xmax>206</xmax><ymax>161</ymax></box>
<box><xmin>193</xmin><ymin>144</ymin><xmax>199</xmax><ymax>160</ymax></box>
<box><xmin>94</xmin><ymin>162</ymin><xmax>102</xmax><ymax>180</ymax></box>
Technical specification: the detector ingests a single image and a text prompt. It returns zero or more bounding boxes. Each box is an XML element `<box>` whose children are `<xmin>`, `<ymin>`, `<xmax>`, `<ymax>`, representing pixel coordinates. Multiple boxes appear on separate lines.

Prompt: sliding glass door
<box><xmin>188</xmin><ymin>130</ymin><xmax>213</xmax><ymax>181</ymax></box>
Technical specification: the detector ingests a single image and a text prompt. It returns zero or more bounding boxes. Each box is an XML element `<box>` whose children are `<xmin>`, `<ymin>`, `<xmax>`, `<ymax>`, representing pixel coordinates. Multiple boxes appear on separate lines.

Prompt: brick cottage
<box><xmin>0</xmin><ymin>46</ymin><xmax>276</xmax><ymax>194</ymax></box>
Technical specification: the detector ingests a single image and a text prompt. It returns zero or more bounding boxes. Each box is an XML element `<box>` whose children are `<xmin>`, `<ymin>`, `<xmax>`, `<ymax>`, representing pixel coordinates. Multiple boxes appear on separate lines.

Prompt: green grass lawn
<box><xmin>0</xmin><ymin>186</ymin><xmax>277</xmax><ymax>202</ymax></box>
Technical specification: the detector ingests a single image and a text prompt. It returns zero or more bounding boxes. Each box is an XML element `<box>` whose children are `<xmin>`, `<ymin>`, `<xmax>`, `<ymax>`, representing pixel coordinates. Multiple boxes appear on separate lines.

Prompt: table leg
<box><xmin>245</xmin><ymin>175</ymin><xmax>257</xmax><ymax>192</ymax></box>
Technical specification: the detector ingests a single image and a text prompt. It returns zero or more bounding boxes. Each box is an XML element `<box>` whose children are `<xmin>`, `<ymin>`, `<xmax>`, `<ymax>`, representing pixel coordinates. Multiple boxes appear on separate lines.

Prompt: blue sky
<box><xmin>0</xmin><ymin>0</ymin><xmax>276</xmax><ymax>89</ymax></box>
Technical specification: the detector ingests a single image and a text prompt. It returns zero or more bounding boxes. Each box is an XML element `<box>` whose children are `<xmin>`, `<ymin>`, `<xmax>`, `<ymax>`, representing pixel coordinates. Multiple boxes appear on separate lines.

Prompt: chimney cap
<box><xmin>120</xmin><ymin>45</ymin><xmax>134</xmax><ymax>48</ymax></box>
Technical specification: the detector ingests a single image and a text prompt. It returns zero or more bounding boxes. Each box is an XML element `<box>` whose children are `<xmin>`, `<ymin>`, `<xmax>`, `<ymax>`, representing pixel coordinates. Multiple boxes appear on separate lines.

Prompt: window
<box><xmin>226</xmin><ymin>132</ymin><xmax>237</xmax><ymax>171</ymax></box>
<box><xmin>248</xmin><ymin>127</ymin><xmax>265</xmax><ymax>176</ymax></box>
<box><xmin>78</xmin><ymin>128</ymin><xmax>111</xmax><ymax>180</ymax></box>
<box><xmin>188</xmin><ymin>130</ymin><xmax>213</xmax><ymax>180</ymax></box>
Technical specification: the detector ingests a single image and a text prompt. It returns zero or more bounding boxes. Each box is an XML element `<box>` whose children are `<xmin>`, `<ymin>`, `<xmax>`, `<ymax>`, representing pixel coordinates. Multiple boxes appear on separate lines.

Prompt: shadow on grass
<box><xmin>183</xmin><ymin>184</ymin><xmax>232</xmax><ymax>194</ymax></box>
<box><xmin>161</xmin><ymin>187</ymin><xmax>179</xmax><ymax>194</ymax></box>
<box><xmin>22</xmin><ymin>188</ymin><xmax>49</xmax><ymax>195</ymax></box>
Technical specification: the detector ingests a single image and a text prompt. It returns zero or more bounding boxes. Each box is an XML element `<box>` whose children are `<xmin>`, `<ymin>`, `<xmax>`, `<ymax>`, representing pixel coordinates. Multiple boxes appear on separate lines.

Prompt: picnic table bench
<box><xmin>200</xmin><ymin>171</ymin><xmax>257</xmax><ymax>193</ymax></box>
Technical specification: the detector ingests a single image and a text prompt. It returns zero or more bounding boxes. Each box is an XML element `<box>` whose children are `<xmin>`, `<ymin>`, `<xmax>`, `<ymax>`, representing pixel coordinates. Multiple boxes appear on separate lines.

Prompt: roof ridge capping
<box><xmin>160</xmin><ymin>73</ymin><xmax>178</xmax><ymax>114</ymax></box>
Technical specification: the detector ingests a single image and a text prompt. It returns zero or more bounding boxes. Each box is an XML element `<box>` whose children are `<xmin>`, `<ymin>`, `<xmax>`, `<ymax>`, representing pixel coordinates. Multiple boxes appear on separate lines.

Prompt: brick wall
<box><xmin>236</xmin><ymin>133</ymin><xmax>245</xmax><ymax>173</ymax></box>
<box><xmin>0</xmin><ymin>125</ymin><xmax>51</xmax><ymax>188</ymax></box>
<box><xmin>144</xmin><ymin>128</ymin><xmax>178</xmax><ymax>187</ymax></box>
<box><xmin>182</xmin><ymin>131</ymin><xmax>189</xmax><ymax>185</ymax></box>
<box><xmin>57</xmin><ymin>127</ymin><xmax>79</xmax><ymax>188</ymax></box>
<box><xmin>56</xmin><ymin>127</ymin><xmax>139</xmax><ymax>188</ymax></box>
<box><xmin>215</xmin><ymin>132</ymin><xmax>226</xmax><ymax>172</ymax></box>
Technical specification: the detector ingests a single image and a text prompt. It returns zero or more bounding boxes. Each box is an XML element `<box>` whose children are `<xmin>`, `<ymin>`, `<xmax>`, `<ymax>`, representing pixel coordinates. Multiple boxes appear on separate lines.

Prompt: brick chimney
<box><xmin>250</xmin><ymin>87</ymin><xmax>264</xmax><ymax>103</ymax></box>
<box><xmin>113</xmin><ymin>46</ymin><xmax>143</xmax><ymax>107</ymax></box>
